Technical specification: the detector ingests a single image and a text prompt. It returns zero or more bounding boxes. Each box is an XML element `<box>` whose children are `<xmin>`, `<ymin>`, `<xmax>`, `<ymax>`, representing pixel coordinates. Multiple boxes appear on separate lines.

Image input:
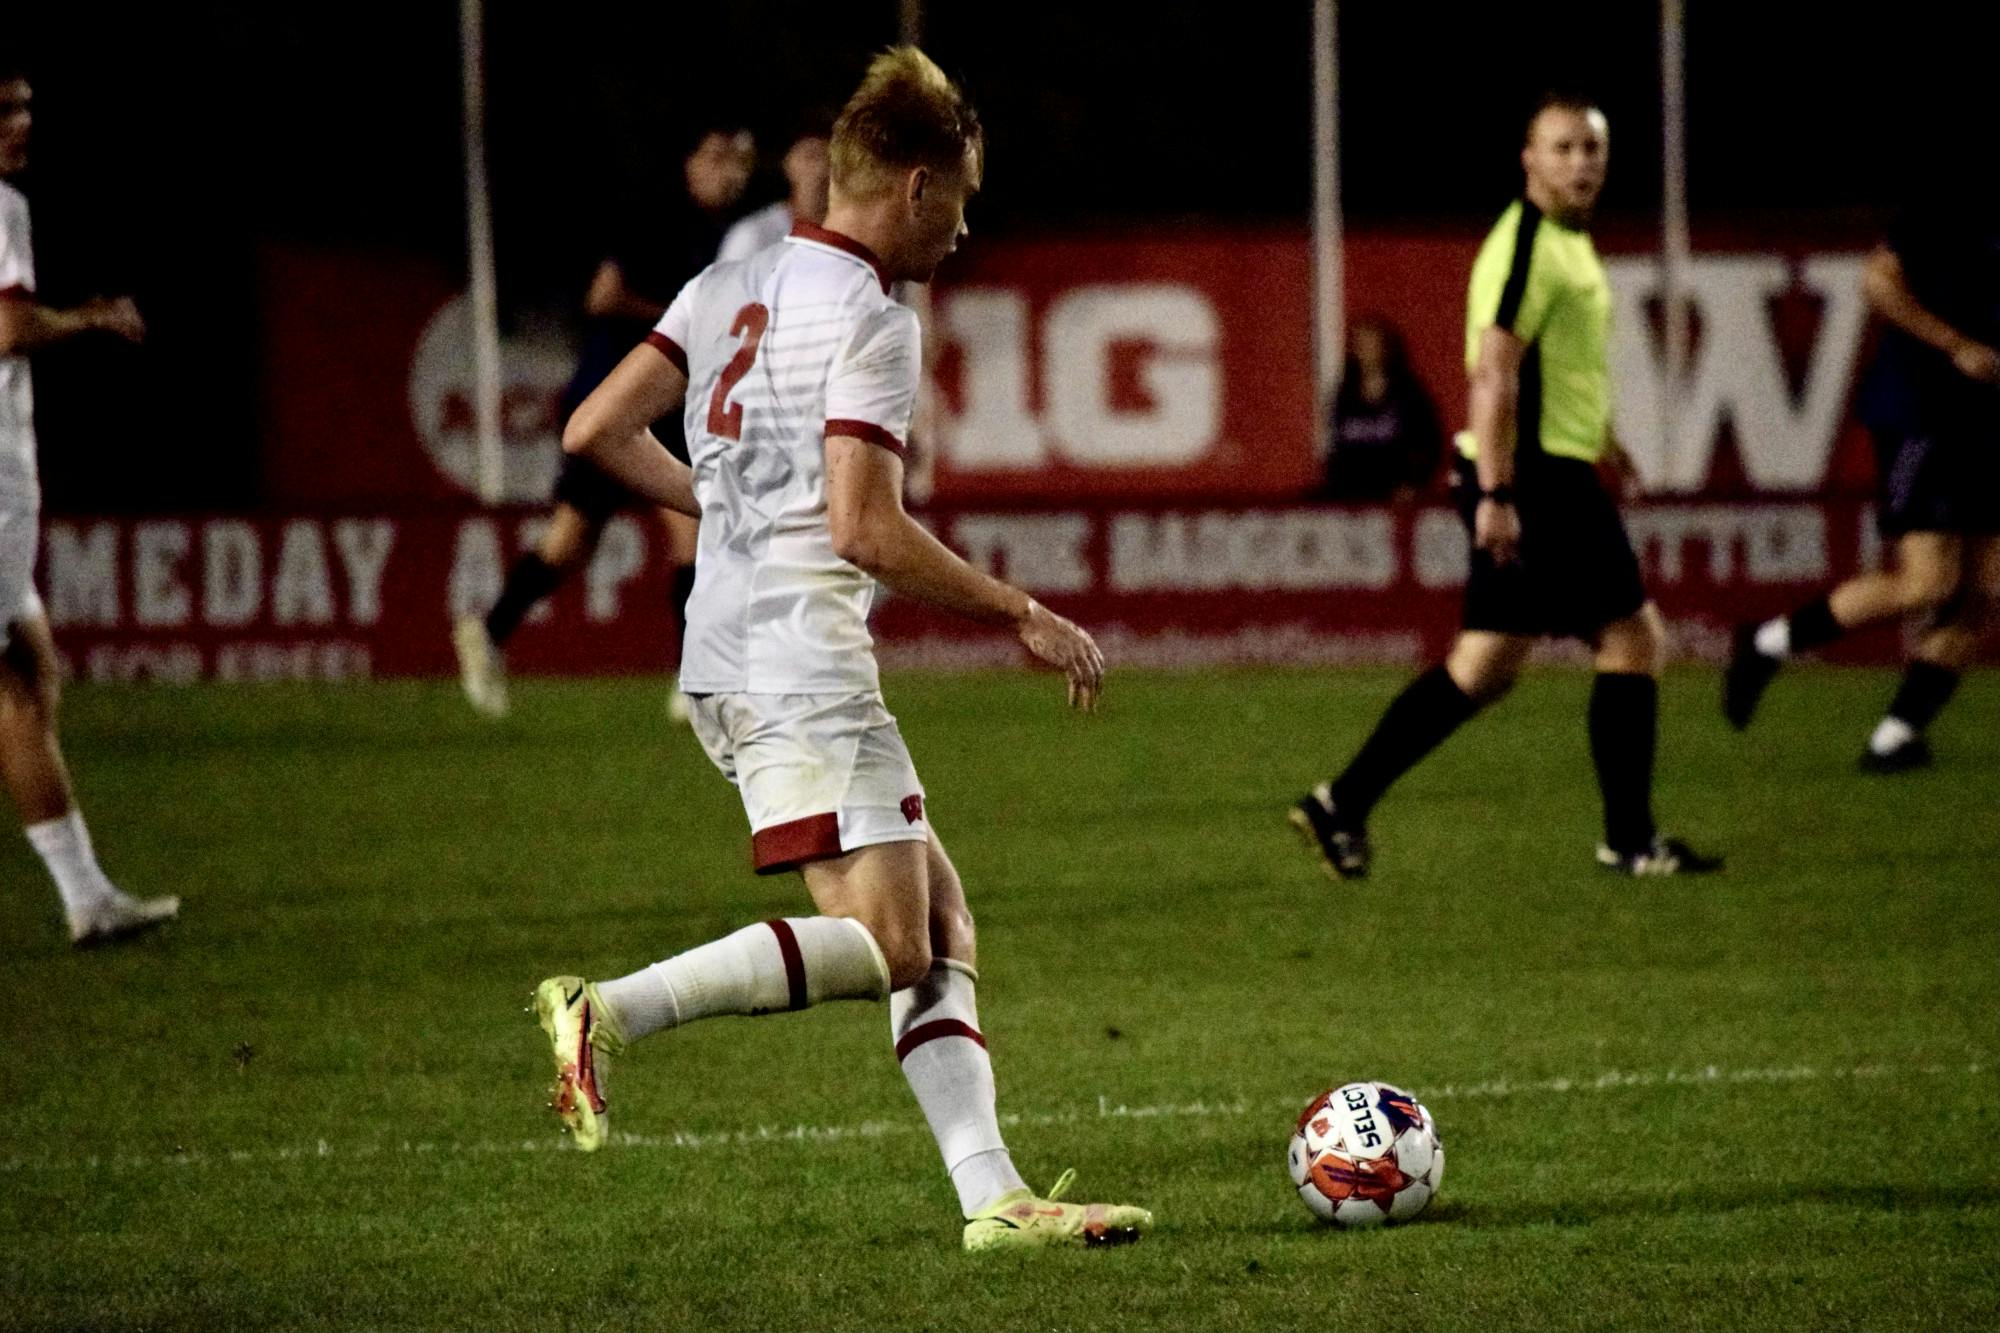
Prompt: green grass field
<box><xmin>2</xmin><ymin>667</ymin><xmax>1996</xmax><ymax>1332</ymax></box>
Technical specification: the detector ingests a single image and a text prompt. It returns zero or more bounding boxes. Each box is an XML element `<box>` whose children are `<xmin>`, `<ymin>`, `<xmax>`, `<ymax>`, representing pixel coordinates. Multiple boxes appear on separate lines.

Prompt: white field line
<box><xmin>2</xmin><ymin>1058</ymin><xmax>1986</xmax><ymax>1178</ymax></box>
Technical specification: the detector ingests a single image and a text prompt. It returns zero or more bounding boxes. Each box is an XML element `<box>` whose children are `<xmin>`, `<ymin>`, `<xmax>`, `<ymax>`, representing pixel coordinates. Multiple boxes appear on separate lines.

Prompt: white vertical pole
<box><xmin>460</xmin><ymin>0</ymin><xmax>505</xmax><ymax>504</ymax></box>
<box><xmin>1311</xmin><ymin>0</ymin><xmax>1344</xmax><ymax>456</ymax></box>
<box><xmin>899</xmin><ymin>0</ymin><xmax>941</xmax><ymax>501</ymax></box>
<box><xmin>1658</xmin><ymin>0</ymin><xmax>1690</xmax><ymax>492</ymax></box>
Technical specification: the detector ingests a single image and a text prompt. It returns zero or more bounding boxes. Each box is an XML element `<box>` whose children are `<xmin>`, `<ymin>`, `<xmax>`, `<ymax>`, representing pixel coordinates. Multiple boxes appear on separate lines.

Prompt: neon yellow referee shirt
<box><xmin>1455</xmin><ymin>198</ymin><xmax>1613</xmax><ymax>465</ymax></box>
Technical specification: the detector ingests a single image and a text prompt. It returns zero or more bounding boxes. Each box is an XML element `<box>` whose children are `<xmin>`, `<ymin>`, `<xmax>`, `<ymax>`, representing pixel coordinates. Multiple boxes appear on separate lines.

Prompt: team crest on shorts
<box><xmin>900</xmin><ymin>794</ymin><xmax>925</xmax><ymax>825</ymax></box>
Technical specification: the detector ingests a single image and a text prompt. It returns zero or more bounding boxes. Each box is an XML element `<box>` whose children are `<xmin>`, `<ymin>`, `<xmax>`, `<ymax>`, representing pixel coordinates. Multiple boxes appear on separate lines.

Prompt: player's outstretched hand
<box><xmin>1951</xmin><ymin>340</ymin><xmax>2000</xmax><ymax>385</ymax></box>
<box><xmin>1017</xmin><ymin>599</ymin><xmax>1104</xmax><ymax>712</ymax></box>
<box><xmin>86</xmin><ymin>296</ymin><xmax>145</xmax><ymax>344</ymax></box>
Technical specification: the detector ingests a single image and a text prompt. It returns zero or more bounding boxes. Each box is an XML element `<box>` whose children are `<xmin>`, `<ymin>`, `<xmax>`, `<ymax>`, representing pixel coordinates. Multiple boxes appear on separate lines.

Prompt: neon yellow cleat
<box><xmin>532</xmin><ymin>976</ymin><xmax>627</xmax><ymax>1152</ymax></box>
<box><xmin>962</xmin><ymin>1169</ymin><xmax>1153</xmax><ymax>1252</ymax></box>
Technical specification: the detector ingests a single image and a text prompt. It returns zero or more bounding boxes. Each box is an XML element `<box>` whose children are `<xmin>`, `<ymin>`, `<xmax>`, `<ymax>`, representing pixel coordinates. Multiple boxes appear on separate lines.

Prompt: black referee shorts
<box><xmin>1453</xmin><ymin>454</ymin><xmax>1648</xmax><ymax>642</ymax></box>
<box><xmin>1873</xmin><ymin>426</ymin><xmax>2000</xmax><ymax>538</ymax></box>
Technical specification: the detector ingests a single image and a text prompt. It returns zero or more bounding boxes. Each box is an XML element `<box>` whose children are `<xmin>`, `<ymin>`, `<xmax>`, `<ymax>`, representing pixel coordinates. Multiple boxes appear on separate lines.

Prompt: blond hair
<box><xmin>830</xmin><ymin>46</ymin><xmax>982</xmax><ymax>199</ymax></box>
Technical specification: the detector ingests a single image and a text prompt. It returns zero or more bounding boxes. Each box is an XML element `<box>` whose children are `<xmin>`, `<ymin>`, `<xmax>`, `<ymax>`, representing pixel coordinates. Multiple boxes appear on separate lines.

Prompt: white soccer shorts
<box><xmin>689</xmin><ymin>691</ymin><xmax>931</xmax><ymax>875</ymax></box>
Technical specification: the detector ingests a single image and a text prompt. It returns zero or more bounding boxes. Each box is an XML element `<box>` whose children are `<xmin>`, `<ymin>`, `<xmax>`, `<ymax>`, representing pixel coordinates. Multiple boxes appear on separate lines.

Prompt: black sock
<box><xmin>484</xmin><ymin>553</ymin><xmax>565</xmax><ymax>647</ymax></box>
<box><xmin>1887</xmin><ymin>660</ymin><xmax>1960</xmax><ymax>731</ymax></box>
<box><xmin>1589</xmin><ymin>672</ymin><xmax>1658</xmax><ymax>855</ymax></box>
<box><xmin>1327</xmin><ymin>665</ymin><xmax>1481</xmax><ymax>823</ymax></box>
<box><xmin>1786</xmin><ymin>594</ymin><xmax>1843</xmax><ymax>655</ymax></box>
<box><xmin>671</xmin><ymin>563</ymin><xmax>697</xmax><ymax>635</ymax></box>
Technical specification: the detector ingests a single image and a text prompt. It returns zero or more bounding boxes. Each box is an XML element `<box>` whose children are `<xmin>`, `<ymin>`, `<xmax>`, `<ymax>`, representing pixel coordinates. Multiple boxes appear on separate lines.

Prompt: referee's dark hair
<box><xmin>0</xmin><ymin>57</ymin><xmax>26</xmax><ymax>85</ymax></box>
<box><xmin>1524</xmin><ymin>90</ymin><xmax>1602</xmax><ymax>144</ymax></box>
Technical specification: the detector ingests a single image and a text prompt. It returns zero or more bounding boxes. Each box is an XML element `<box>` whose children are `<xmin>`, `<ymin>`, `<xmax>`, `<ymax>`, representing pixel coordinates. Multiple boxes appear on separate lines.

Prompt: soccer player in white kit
<box><xmin>532</xmin><ymin>48</ymin><xmax>1151</xmax><ymax>1252</ymax></box>
<box><xmin>0</xmin><ymin>66</ymin><xmax>178</xmax><ymax>946</ymax></box>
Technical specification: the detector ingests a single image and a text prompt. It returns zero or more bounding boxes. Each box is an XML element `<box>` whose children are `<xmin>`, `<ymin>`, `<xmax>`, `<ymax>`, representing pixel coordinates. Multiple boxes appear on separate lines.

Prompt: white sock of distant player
<box><xmin>1753</xmin><ymin>617</ymin><xmax>1791</xmax><ymax>659</ymax></box>
<box><xmin>24</xmin><ymin>809</ymin><xmax>116</xmax><ymax>919</ymax></box>
<box><xmin>892</xmin><ymin>959</ymin><xmax>1026</xmax><ymax>1215</ymax></box>
<box><xmin>595</xmin><ymin>917</ymin><xmax>889</xmax><ymax>1039</ymax></box>
<box><xmin>1869</xmin><ymin>715</ymin><xmax>1917</xmax><ymax>757</ymax></box>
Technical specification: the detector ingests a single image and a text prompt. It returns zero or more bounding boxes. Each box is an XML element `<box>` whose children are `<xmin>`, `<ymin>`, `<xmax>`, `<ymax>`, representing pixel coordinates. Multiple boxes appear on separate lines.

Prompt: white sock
<box><xmin>24</xmin><ymin>810</ymin><xmax>114</xmax><ymax>918</ymax></box>
<box><xmin>1869</xmin><ymin>716</ymin><xmax>1917</xmax><ymax>756</ymax></box>
<box><xmin>597</xmin><ymin>917</ymin><xmax>890</xmax><ymax>1041</ymax></box>
<box><xmin>1753</xmin><ymin>617</ymin><xmax>1791</xmax><ymax>659</ymax></box>
<box><xmin>892</xmin><ymin>959</ymin><xmax>1025</xmax><ymax>1215</ymax></box>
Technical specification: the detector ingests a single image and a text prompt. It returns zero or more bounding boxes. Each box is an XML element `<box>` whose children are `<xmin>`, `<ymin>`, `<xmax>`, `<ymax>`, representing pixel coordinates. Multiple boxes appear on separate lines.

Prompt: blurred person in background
<box><xmin>1320</xmin><ymin>316</ymin><xmax>1443</xmax><ymax>503</ymax></box>
<box><xmin>1724</xmin><ymin>199</ymin><xmax>2000</xmax><ymax>770</ymax></box>
<box><xmin>1292</xmin><ymin>92</ymin><xmax>1721</xmax><ymax>881</ymax></box>
<box><xmin>0</xmin><ymin>63</ymin><xmax>178</xmax><ymax>945</ymax></box>
<box><xmin>455</xmin><ymin>120</ymin><xmax>755</xmax><ymax>720</ymax></box>
<box><xmin>716</xmin><ymin>116</ymin><xmax>832</xmax><ymax>262</ymax></box>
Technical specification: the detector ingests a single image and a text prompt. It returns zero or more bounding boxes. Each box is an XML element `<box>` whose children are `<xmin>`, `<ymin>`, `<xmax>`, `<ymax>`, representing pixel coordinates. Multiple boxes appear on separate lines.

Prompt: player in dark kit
<box><xmin>1292</xmin><ymin>94</ymin><xmax>1721</xmax><ymax>880</ymax></box>
<box><xmin>454</xmin><ymin>121</ymin><xmax>755</xmax><ymax>718</ymax></box>
<box><xmin>1724</xmin><ymin>202</ymin><xmax>2000</xmax><ymax>769</ymax></box>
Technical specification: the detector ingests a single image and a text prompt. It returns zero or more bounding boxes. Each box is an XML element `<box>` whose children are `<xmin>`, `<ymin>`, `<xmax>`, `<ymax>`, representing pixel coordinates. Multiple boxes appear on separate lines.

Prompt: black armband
<box><xmin>1479</xmin><ymin>484</ymin><xmax>1516</xmax><ymax>504</ymax></box>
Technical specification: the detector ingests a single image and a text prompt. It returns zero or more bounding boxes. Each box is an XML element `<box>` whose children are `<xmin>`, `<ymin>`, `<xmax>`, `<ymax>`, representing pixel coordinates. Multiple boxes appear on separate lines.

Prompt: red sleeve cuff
<box><xmin>0</xmin><ymin>285</ymin><xmax>34</xmax><ymax>303</ymax></box>
<box><xmin>644</xmin><ymin>331</ymin><xmax>688</xmax><ymax>374</ymax></box>
<box><xmin>825</xmin><ymin>418</ymin><xmax>907</xmax><ymax>457</ymax></box>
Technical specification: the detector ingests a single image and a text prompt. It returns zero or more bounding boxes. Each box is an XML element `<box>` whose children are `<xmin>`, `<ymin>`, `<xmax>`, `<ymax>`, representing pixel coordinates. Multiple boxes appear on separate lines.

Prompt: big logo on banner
<box><xmin>407</xmin><ymin>293</ymin><xmax>576</xmax><ymax>503</ymax></box>
<box><xmin>258</xmin><ymin>233</ymin><xmax>1876</xmax><ymax>508</ymax></box>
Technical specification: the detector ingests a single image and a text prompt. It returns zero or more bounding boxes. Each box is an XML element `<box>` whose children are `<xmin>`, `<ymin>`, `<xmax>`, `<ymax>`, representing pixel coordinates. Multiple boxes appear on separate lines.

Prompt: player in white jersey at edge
<box><xmin>532</xmin><ymin>47</ymin><xmax>1150</xmax><ymax>1252</ymax></box>
<box><xmin>0</xmin><ymin>64</ymin><xmax>178</xmax><ymax>946</ymax></box>
<box><xmin>715</xmin><ymin>117</ymin><xmax>831</xmax><ymax>265</ymax></box>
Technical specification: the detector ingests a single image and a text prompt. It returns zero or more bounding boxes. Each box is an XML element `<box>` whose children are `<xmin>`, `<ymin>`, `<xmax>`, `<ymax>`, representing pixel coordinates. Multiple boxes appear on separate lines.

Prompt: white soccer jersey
<box><xmin>653</xmin><ymin>222</ymin><xmax>918</xmax><ymax>695</ymax></box>
<box><xmin>716</xmin><ymin>201</ymin><xmax>793</xmax><ymax>264</ymax></box>
<box><xmin>0</xmin><ymin>180</ymin><xmax>38</xmax><ymax>491</ymax></box>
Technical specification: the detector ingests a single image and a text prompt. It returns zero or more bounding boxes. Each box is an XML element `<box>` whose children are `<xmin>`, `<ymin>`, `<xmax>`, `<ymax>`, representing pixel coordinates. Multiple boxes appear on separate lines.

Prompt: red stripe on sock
<box><xmin>765</xmin><ymin>919</ymin><xmax>808</xmax><ymax>1011</ymax></box>
<box><xmin>895</xmin><ymin>1018</ymin><xmax>987</xmax><ymax>1062</ymax></box>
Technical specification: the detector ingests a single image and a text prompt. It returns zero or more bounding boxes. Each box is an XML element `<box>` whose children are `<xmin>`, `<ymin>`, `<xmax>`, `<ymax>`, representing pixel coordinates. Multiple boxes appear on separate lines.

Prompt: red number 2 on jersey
<box><xmin>706</xmin><ymin>303</ymin><xmax>770</xmax><ymax>442</ymax></box>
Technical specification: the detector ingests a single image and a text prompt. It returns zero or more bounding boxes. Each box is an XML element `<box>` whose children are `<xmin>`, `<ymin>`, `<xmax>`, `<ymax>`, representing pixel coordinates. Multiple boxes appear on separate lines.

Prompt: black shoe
<box><xmin>1722</xmin><ymin>623</ymin><xmax>1781</xmax><ymax>730</ymax></box>
<box><xmin>1290</xmin><ymin>783</ymin><xmax>1371</xmax><ymax>880</ymax></box>
<box><xmin>1596</xmin><ymin>836</ymin><xmax>1725</xmax><ymax>878</ymax></box>
<box><xmin>1858</xmin><ymin>737</ymin><xmax>1933</xmax><ymax>774</ymax></box>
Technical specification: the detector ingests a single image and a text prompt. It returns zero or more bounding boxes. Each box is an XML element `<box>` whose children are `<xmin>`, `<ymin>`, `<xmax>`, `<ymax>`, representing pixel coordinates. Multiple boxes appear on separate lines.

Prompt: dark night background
<box><xmin>8</xmin><ymin>1</ymin><xmax>1985</xmax><ymax>511</ymax></box>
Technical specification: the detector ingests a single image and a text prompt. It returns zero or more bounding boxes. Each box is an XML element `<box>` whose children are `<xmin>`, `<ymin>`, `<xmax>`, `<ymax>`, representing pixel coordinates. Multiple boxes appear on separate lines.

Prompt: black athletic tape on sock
<box><xmin>486</xmin><ymin>553</ymin><xmax>565</xmax><ymax>646</ymax></box>
<box><xmin>1887</xmin><ymin>660</ymin><xmax>1960</xmax><ymax>731</ymax></box>
<box><xmin>1786</xmin><ymin>595</ymin><xmax>1843</xmax><ymax>655</ymax></box>
<box><xmin>1328</xmin><ymin>665</ymin><xmax>1481</xmax><ymax>821</ymax></box>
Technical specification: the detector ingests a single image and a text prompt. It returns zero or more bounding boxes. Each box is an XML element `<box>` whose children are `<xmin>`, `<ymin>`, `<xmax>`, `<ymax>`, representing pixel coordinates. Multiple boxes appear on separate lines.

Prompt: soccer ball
<box><xmin>1288</xmin><ymin>1080</ymin><xmax>1444</xmax><ymax>1227</ymax></box>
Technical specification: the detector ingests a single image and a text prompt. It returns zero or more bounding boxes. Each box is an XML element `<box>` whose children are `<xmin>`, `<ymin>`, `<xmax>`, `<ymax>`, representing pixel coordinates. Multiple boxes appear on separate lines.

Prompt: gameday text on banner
<box><xmin>40</xmin><ymin>500</ymin><xmax>1955</xmax><ymax>686</ymax></box>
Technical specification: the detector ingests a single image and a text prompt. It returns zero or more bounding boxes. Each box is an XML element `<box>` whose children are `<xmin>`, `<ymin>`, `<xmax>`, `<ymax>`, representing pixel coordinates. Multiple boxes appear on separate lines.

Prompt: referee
<box><xmin>1293</xmin><ymin>92</ymin><xmax>1721</xmax><ymax>880</ymax></box>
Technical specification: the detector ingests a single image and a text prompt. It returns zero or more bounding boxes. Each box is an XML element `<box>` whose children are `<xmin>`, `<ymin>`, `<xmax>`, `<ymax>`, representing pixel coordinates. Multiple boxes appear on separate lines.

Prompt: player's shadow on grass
<box><xmin>1427</xmin><ymin>1181</ymin><xmax>2000</xmax><ymax>1230</ymax></box>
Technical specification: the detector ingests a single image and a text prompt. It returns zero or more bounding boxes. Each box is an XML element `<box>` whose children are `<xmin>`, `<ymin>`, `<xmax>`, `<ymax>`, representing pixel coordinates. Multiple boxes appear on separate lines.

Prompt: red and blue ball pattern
<box><xmin>1288</xmin><ymin>1080</ymin><xmax>1444</xmax><ymax>1227</ymax></box>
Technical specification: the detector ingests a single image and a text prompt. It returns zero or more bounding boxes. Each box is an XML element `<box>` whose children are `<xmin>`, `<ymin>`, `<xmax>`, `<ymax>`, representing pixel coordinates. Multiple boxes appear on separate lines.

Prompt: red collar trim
<box><xmin>788</xmin><ymin>221</ymin><xmax>892</xmax><ymax>294</ymax></box>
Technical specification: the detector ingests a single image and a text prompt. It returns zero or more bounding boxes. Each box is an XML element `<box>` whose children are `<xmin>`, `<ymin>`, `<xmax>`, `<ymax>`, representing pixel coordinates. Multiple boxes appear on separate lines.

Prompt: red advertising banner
<box><xmin>255</xmin><ymin>228</ymin><xmax>1887</xmax><ymax>512</ymax></box>
<box><xmin>43</xmin><ymin>499</ymin><xmax>1954</xmax><ymax>686</ymax></box>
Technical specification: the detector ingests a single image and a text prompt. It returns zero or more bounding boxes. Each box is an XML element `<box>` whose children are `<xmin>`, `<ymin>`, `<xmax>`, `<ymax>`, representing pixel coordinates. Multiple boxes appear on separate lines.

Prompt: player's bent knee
<box><xmin>930</xmin><ymin>904</ymin><xmax>976</xmax><ymax>963</ymax></box>
<box><xmin>878</xmin><ymin>933</ymin><xmax>934</xmax><ymax>992</ymax></box>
